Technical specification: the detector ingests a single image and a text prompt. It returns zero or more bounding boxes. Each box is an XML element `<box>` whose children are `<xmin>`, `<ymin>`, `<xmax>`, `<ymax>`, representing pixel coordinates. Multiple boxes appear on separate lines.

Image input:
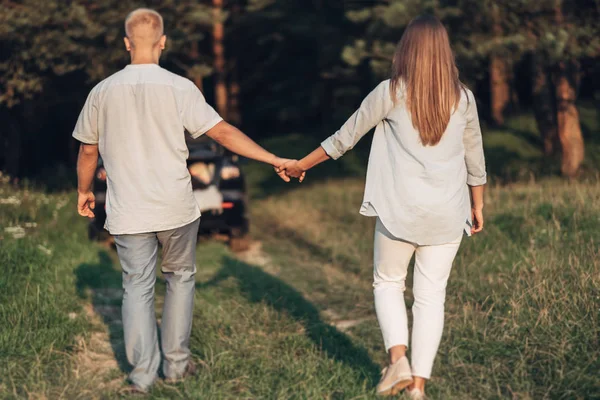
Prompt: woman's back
<box><xmin>319</xmin><ymin>79</ymin><xmax>485</xmax><ymax>245</ymax></box>
<box><xmin>386</xmin><ymin>82</ymin><xmax>471</xmax><ymax>177</ymax></box>
<box><xmin>290</xmin><ymin>14</ymin><xmax>486</xmax><ymax>245</ymax></box>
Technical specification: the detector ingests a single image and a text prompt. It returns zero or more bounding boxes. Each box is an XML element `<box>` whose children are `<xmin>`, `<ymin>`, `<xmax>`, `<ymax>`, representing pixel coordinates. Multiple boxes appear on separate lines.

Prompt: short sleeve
<box><xmin>182</xmin><ymin>83</ymin><xmax>223</xmax><ymax>139</ymax></box>
<box><xmin>72</xmin><ymin>89</ymin><xmax>99</xmax><ymax>144</ymax></box>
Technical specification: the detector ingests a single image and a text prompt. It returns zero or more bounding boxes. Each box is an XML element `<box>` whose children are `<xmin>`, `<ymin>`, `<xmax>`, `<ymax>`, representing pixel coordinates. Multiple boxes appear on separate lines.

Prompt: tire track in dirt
<box><xmin>234</xmin><ymin>240</ymin><xmax>374</xmax><ymax>332</ymax></box>
<box><xmin>71</xmin><ymin>289</ymin><xmax>124</xmax><ymax>398</ymax></box>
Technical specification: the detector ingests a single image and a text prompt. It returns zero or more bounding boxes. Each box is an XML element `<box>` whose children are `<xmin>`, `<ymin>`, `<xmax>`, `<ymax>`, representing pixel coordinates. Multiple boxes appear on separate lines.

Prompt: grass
<box><xmin>1</xmin><ymin>109</ymin><xmax>599</xmax><ymax>399</ymax></box>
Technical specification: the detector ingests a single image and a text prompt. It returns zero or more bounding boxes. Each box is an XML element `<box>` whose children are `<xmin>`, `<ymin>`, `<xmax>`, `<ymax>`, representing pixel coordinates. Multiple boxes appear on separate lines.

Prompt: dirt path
<box><xmin>70</xmin><ymin>240</ymin><xmax>371</xmax><ymax>397</ymax></box>
<box><xmin>235</xmin><ymin>241</ymin><xmax>373</xmax><ymax>332</ymax></box>
<box><xmin>71</xmin><ymin>289</ymin><xmax>124</xmax><ymax>398</ymax></box>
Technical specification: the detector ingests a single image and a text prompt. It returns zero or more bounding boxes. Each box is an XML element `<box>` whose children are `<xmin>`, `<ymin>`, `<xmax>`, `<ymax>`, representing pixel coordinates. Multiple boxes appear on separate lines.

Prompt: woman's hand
<box><xmin>471</xmin><ymin>207</ymin><xmax>484</xmax><ymax>234</ymax></box>
<box><xmin>272</xmin><ymin>157</ymin><xmax>294</xmax><ymax>182</ymax></box>
<box><xmin>281</xmin><ymin>160</ymin><xmax>306</xmax><ymax>182</ymax></box>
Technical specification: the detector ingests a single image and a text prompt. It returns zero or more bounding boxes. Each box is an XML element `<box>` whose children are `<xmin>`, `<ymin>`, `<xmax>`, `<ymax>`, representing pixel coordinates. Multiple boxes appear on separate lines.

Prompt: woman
<box><xmin>281</xmin><ymin>15</ymin><xmax>486</xmax><ymax>399</ymax></box>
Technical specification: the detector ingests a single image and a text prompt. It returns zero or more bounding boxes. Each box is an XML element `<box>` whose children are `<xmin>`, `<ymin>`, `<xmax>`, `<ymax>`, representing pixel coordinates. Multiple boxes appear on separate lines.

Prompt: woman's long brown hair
<box><xmin>390</xmin><ymin>15</ymin><xmax>462</xmax><ymax>146</ymax></box>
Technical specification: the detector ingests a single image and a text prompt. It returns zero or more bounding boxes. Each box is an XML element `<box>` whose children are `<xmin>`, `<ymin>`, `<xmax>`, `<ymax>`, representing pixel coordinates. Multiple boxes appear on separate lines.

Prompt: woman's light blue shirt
<box><xmin>321</xmin><ymin>80</ymin><xmax>487</xmax><ymax>245</ymax></box>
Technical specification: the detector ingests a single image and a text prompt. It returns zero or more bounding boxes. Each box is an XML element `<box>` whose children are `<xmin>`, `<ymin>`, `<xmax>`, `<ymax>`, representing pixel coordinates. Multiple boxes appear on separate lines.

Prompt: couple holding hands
<box><xmin>74</xmin><ymin>8</ymin><xmax>485</xmax><ymax>399</ymax></box>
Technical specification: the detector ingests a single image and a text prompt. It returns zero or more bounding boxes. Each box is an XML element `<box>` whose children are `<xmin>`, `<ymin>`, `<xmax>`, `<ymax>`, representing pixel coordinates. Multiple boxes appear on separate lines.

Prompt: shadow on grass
<box><xmin>73</xmin><ymin>250</ymin><xmax>380</xmax><ymax>387</ymax></box>
<box><xmin>75</xmin><ymin>250</ymin><xmax>129</xmax><ymax>374</ymax></box>
<box><xmin>197</xmin><ymin>256</ymin><xmax>381</xmax><ymax>385</ymax></box>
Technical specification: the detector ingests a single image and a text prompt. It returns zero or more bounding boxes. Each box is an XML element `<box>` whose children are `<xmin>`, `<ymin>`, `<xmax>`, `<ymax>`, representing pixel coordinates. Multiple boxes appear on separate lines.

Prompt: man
<box><xmin>73</xmin><ymin>8</ymin><xmax>299</xmax><ymax>393</ymax></box>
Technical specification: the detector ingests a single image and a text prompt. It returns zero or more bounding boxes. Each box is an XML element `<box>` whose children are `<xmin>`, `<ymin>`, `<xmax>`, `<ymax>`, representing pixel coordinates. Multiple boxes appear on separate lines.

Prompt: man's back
<box><xmin>73</xmin><ymin>64</ymin><xmax>222</xmax><ymax>234</ymax></box>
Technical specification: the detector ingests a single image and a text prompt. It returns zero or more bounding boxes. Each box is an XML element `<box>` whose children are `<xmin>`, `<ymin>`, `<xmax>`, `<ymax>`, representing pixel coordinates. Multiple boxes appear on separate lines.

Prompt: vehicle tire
<box><xmin>88</xmin><ymin>223</ymin><xmax>100</xmax><ymax>241</ymax></box>
<box><xmin>229</xmin><ymin>237</ymin><xmax>250</xmax><ymax>252</ymax></box>
<box><xmin>229</xmin><ymin>227</ymin><xmax>250</xmax><ymax>252</ymax></box>
<box><xmin>88</xmin><ymin>223</ymin><xmax>112</xmax><ymax>243</ymax></box>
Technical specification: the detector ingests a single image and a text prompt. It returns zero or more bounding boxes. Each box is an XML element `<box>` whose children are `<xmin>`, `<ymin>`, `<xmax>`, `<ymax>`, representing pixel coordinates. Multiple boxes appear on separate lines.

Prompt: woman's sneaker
<box><xmin>407</xmin><ymin>388</ymin><xmax>427</xmax><ymax>400</ymax></box>
<box><xmin>376</xmin><ymin>356</ymin><xmax>413</xmax><ymax>396</ymax></box>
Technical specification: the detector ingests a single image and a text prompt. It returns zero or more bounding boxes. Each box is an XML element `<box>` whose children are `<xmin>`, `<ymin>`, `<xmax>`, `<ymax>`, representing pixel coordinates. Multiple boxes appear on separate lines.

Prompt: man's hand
<box><xmin>280</xmin><ymin>160</ymin><xmax>306</xmax><ymax>182</ymax></box>
<box><xmin>78</xmin><ymin>191</ymin><xmax>96</xmax><ymax>219</ymax></box>
<box><xmin>272</xmin><ymin>157</ymin><xmax>293</xmax><ymax>182</ymax></box>
<box><xmin>76</xmin><ymin>143</ymin><xmax>99</xmax><ymax>219</ymax></box>
<box><xmin>273</xmin><ymin>157</ymin><xmax>306</xmax><ymax>183</ymax></box>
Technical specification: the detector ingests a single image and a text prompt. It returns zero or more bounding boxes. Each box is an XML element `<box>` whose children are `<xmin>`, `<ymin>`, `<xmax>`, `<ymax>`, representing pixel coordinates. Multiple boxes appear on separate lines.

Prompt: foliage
<box><xmin>0</xmin><ymin>0</ymin><xmax>217</xmax><ymax>108</ymax></box>
<box><xmin>340</xmin><ymin>0</ymin><xmax>600</xmax><ymax>80</ymax></box>
<box><xmin>0</xmin><ymin>0</ymin><xmax>599</xmax><ymax>178</ymax></box>
<box><xmin>231</xmin><ymin>0</ymin><xmax>351</xmax><ymax>129</ymax></box>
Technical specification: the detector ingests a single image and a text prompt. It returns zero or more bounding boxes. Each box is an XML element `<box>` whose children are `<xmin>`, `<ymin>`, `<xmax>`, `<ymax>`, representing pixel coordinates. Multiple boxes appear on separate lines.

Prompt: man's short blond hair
<box><xmin>125</xmin><ymin>8</ymin><xmax>164</xmax><ymax>47</ymax></box>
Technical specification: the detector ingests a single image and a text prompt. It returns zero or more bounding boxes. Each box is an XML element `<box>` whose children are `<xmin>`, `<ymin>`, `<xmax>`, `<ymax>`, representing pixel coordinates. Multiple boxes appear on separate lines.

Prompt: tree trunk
<box><xmin>228</xmin><ymin>78</ymin><xmax>241</xmax><ymax>126</ymax></box>
<box><xmin>532</xmin><ymin>55</ymin><xmax>558</xmax><ymax>156</ymax></box>
<box><xmin>190</xmin><ymin>41</ymin><xmax>203</xmax><ymax>92</ymax></box>
<box><xmin>1</xmin><ymin>107</ymin><xmax>22</xmax><ymax>178</ymax></box>
<box><xmin>555</xmin><ymin>61</ymin><xmax>584</xmax><ymax>177</ymax></box>
<box><xmin>213</xmin><ymin>0</ymin><xmax>227</xmax><ymax>118</ymax></box>
<box><xmin>227</xmin><ymin>1</ymin><xmax>242</xmax><ymax>127</ymax></box>
<box><xmin>490</xmin><ymin>56</ymin><xmax>510</xmax><ymax>126</ymax></box>
<box><xmin>490</xmin><ymin>7</ymin><xmax>510</xmax><ymax>126</ymax></box>
<box><xmin>553</xmin><ymin>1</ymin><xmax>584</xmax><ymax>177</ymax></box>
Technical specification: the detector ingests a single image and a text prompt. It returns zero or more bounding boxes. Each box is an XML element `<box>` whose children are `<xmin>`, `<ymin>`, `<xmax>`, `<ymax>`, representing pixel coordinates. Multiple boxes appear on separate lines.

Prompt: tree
<box><xmin>489</xmin><ymin>3</ymin><xmax>511</xmax><ymax>125</ymax></box>
<box><xmin>212</xmin><ymin>0</ymin><xmax>228</xmax><ymax>118</ymax></box>
<box><xmin>518</xmin><ymin>0</ymin><xmax>598</xmax><ymax>176</ymax></box>
<box><xmin>550</xmin><ymin>1</ymin><xmax>585</xmax><ymax>177</ymax></box>
<box><xmin>0</xmin><ymin>0</ymin><xmax>217</xmax><ymax>176</ymax></box>
<box><xmin>229</xmin><ymin>0</ymin><xmax>350</xmax><ymax>131</ymax></box>
<box><xmin>340</xmin><ymin>0</ymin><xmax>600</xmax><ymax>177</ymax></box>
<box><xmin>227</xmin><ymin>0</ymin><xmax>243</xmax><ymax>126</ymax></box>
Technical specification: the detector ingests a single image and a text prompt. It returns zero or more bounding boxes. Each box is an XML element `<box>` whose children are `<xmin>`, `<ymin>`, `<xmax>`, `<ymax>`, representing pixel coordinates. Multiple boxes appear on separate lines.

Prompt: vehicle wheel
<box><xmin>88</xmin><ymin>223</ymin><xmax>112</xmax><ymax>243</ymax></box>
<box><xmin>229</xmin><ymin>236</ymin><xmax>251</xmax><ymax>252</ymax></box>
<box><xmin>229</xmin><ymin>227</ymin><xmax>250</xmax><ymax>252</ymax></box>
<box><xmin>88</xmin><ymin>223</ymin><xmax>100</xmax><ymax>241</ymax></box>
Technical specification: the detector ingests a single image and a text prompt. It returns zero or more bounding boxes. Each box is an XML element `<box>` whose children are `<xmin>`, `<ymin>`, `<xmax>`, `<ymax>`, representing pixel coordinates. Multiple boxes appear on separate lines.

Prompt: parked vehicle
<box><xmin>89</xmin><ymin>135</ymin><xmax>250</xmax><ymax>250</ymax></box>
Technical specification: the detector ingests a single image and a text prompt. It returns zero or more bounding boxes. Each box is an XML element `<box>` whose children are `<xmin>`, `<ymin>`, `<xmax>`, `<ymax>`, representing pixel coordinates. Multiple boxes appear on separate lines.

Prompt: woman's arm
<box><xmin>464</xmin><ymin>90</ymin><xmax>487</xmax><ymax>186</ymax></box>
<box><xmin>470</xmin><ymin>184</ymin><xmax>484</xmax><ymax>234</ymax></box>
<box><xmin>282</xmin><ymin>80</ymin><xmax>394</xmax><ymax>179</ymax></box>
<box><xmin>464</xmin><ymin>90</ymin><xmax>487</xmax><ymax>234</ymax></box>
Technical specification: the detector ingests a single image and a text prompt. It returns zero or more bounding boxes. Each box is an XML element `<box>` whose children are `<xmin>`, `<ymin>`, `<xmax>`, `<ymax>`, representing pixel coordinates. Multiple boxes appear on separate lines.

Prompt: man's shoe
<box><xmin>376</xmin><ymin>356</ymin><xmax>413</xmax><ymax>396</ymax></box>
<box><xmin>165</xmin><ymin>360</ymin><xmax>198</xmax><ymax>383</ymax></box>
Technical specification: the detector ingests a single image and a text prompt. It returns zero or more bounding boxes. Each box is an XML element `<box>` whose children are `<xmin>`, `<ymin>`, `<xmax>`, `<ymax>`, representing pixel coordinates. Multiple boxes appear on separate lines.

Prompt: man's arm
<box><xmin>76</xmin><ymin>143</ymin><xmax>99</xmax><ymax>218</ymax></box>
<box><xmin>205</xmin><ymin>121</ymin><xmax>294</xmax><ymax>182</ymax></box>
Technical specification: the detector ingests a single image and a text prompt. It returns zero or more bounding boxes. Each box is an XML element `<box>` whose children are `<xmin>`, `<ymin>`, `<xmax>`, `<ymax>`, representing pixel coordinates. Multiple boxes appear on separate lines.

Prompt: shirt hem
<box><xmin>72</xmin><ymin>131</ymin><xmax>99</xmax><ymax>145</ymax></box>
<box><xmin>106</xmin><ymin>211</ymin><xmax>201</xmax><ymax>235</ymax></box>
<box><xmin>190</xmin><ymin>117</ymin><xmax>223</xmax><ymax>139</ymax></box>
<box><xmin>360</xmin><ymin>201</ymin><xmax>469</xmax><ymax>246</ymax></box>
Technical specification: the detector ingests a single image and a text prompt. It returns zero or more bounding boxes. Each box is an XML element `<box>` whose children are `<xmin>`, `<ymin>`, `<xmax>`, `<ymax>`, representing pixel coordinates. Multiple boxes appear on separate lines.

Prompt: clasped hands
<box><xmin>272</xmin><ymin>157</ymin><xmax>306</xmax><ymax>183</ymax></box>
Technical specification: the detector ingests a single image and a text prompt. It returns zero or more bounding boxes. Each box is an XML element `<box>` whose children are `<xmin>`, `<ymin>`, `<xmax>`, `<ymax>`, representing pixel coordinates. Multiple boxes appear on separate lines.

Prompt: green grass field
<box><xmin>1</xmin><ymin>110</ymin><xmax>599</xmax><ymax>399</ymax></box>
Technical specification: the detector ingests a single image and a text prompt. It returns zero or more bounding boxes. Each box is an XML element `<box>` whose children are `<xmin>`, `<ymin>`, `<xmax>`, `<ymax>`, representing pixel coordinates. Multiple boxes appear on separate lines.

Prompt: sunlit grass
<box><xmin>1</xmin><ymin>107</ymin><xmax>599</xmax><ymax>398</ymax></box>
<box><xmin>250</xmin><ymin>177</ymin><xmax>600</xmax><ymax>399</ymax></box>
